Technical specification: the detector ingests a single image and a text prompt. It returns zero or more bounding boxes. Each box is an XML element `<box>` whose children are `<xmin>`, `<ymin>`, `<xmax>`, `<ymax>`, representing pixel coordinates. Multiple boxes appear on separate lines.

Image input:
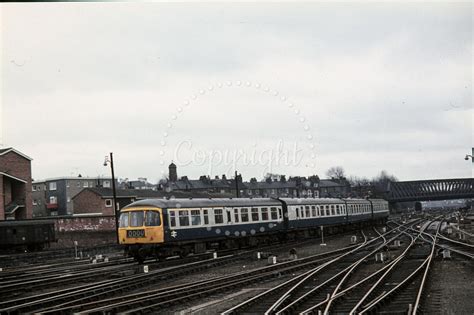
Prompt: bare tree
<box><xmin>326</xmin><ymin>166</ymin><xmax>346</xmax><ymax>179</ymax></box>
<box><xmin>372</xmin><ymin>170</ymin><xmax>398</xmax><ymax>192</ymax></box>
<box><xmin>348</xmin><ymin>175</ymin><xmax>371</xmax><ymax>186</ymax></box>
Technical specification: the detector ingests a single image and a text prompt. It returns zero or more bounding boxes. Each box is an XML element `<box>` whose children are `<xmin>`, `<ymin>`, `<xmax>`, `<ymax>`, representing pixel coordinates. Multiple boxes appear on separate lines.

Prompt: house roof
<box><xmin>33</xmin><ymin>176</ymin><xmax>112</xmax><ymax>184</ymax></box>
<box><xmin>0</xmin><ymin>147</ymin><xmax>33</xmax><ymax>161</ymax></box>
<box><xmin>73</xmin><ymin>187</ymin><xmax>233</xmax><ymax>200</ymax></box>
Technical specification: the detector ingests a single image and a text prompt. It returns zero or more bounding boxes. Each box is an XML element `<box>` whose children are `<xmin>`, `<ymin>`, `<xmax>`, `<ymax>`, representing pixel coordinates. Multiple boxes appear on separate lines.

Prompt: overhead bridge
<box><xmin>385</xmin><ymin>178</ymin><xmax>474</xmax><ymax>202</ymax></box>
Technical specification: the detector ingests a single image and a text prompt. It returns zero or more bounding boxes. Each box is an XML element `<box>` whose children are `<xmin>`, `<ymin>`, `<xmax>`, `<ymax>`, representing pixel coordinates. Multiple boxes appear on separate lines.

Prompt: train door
<box><xmin>278</xmin><ymin>200</ymin><xmax>290</xmax><ymax>230</ymax></box>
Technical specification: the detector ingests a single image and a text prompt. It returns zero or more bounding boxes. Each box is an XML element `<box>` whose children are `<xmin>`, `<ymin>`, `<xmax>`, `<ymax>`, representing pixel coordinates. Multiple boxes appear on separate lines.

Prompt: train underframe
<box><xmin>124</xmin><ymin>217</ymin><xmax>387</xmax><ymax>263</ymax></box>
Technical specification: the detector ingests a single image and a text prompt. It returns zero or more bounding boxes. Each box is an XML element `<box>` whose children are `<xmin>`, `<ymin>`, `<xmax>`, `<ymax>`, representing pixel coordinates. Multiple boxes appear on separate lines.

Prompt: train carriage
<box><xmin>119</xmin><ymin>198</ymin><xmax>286</xmax><ymax>261</ymax></box>
<box><xmin>0</xmin><ymin>220</ymin><xmax>56</xmax><ymax>251</ymax></box>
<box><xmin>118</xmin><ymin>197</ymin><xmax>389</xmax><ymax>262</ymax></box>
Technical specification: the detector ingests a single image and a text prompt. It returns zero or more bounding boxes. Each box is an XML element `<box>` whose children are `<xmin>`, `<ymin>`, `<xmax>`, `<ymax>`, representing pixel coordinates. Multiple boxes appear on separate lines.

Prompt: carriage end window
<box><xmin>130</xmin><ymin>211</ymin><xmax>144</xmax><ymax>227</ymax></box>
<box><xmin>145</xmin><ymin>211</ymin><xmax>161</xmax><ymax>226</ymax></box>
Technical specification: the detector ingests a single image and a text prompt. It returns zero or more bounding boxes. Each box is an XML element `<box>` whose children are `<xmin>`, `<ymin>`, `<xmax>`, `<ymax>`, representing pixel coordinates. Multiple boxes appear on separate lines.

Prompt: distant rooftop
<box><xmin>33</xmin><ymin>176</ymin><xmax>112</xmax><ymax>183</ymax></box>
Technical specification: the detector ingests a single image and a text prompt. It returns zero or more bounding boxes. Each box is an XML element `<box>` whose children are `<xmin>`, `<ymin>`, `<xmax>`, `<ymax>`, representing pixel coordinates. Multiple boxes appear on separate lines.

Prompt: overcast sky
<box><xmin>1</xmin><ymin>2</ymin><xmax>472</xmax><ymax>183</ymax></box>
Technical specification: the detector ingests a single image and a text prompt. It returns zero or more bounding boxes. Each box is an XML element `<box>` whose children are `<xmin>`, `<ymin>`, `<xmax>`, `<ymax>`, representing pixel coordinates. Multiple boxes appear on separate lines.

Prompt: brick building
<box><xmin>32</xmin><ymin>176</ymin><xmax>114</xmax><ymax>217</ymax></box>
<box><xmin>73</xmin><ymin>188</ymin><xmax>233</xmax><ymax>215</ymax></box>
<box><xmin>0</xmin><ymin>147</ymin><xmax>33</xmax><ymax>220</ymax></box>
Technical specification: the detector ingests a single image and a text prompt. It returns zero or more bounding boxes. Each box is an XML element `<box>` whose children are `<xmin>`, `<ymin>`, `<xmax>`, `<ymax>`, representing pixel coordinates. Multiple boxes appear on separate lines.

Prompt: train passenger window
<box><xmin>179</xmin><ymin>210</ymin><xmax>190</xmax><ymax>226</ymax></box>
<box><xmin>226</xmin><ymin>210</ymin><xmax>232</xmax><ymax>223</ymax></box>
<box><xmin>145</xmin><ymin>211</ymin><xmax>161</xmax><ymax>226</ymax></box>
<box><xmin>130</xmin><ymin>211</ymin><xmax>144</xmax><ymax>227</ymax></box>
<box><xmin>336</xmin><ymin>205</ymin><xmax>340</xmax><ymax>215</ymax></box>
<box><xmin>119</xmin><ymin>212</ymin><xmax>129</xmax><ymax>227</ymax></box>
<box><xmin>251</xmin><ymin>208</ymin><xmax>259</xmax><ymax>221</ymax></box>
<box><xmin>214</xmin><ymin>209</ymin><xmax>224</xmax><ymax>224</ymax></box>
<box><xmin>170</xmin><ymin>211</ymin><xmax>177</xmax><ymax>227</ymax></box>
<box><xmin>261</xmin><ymin>208</ymin><xmax>269</xmax><ymax>221</ymax></box>
<box><xmin>270</xmin><ymin>207</ymin><xmax>278</xmax><ymax>220</ymax></box>
<box><xmin>330</xmin><ymin>205</ymin><xmax>335</xmax><ymax>216</ymax></box>
<box><xmin>278</xmin><ymin>207</ymin><xmax>283</xmax><ymax>219</ymax></box>
<box><xmin>311</xmin><ymin>206</ymin><xmax>317</xmax><ymax>217</ymax></box>
<box><xmin>191</xmin><ymin>210</ymin><xmax>201</xmax><ymax>226</ymax></box>
<box><xmin>203</xmin><ymin>209</ymin><xmax>209</xmax><ymax>224</ymax></box>
<box><xmin>241</xmin><ymin>208</ymin><xmax>249</xmax><ymax>222</ymax></box>
<box><xmin>234</xmin><ymin>209</ymin><xmax>240</xmax><ymax>223</ymax></box>
<box><xmin>295</xmin><ymin>207</ymin><xmax>300</xmax><ymax>218</ymax></box>
<box><xmin>305</xmin><ymin>206</ymin><xmax>311</xmax><ymax>218</ymax></box>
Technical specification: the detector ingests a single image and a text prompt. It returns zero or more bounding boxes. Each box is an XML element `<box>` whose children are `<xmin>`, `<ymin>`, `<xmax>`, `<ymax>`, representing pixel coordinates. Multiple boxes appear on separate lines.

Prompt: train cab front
<box><xmin>118</xmin><ymin>207</ymin><xmax>164</xmax><ymax>263</ymax></box>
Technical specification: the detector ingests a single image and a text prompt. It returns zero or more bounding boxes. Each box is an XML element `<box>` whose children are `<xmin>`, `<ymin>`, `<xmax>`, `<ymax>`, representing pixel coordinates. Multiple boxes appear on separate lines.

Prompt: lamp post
<box><xmin>104</xmin><ymin>153</ymin><xmax>119</xmax><ymax>244</ymax></box>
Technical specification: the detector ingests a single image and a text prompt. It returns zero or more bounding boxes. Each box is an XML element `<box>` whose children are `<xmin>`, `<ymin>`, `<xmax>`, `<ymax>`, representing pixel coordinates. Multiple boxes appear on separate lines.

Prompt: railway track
<box><xmin>222</xmin><ymin>224</ymin><xmax>414</xmax><ymax>314</ymax></box>
<box><xmin>0</xmin><ymin>231</ymin><xmax>359</xmax><ymax>314</ymax></box>
<box><xmin>0</xmin><ymin>244</ymin><xmax>122</xmax><ymax>267</ymax></box>
<box><xmin>72</xmin><ymin>242</ymin><xmax>363</xmax><ymax>314</ymax></box>
<box><xmin>350</xmin><ymin>219</ymin><xmax>439</xmax><ymax>314</ymax></box>
<box><xmin>390</xmin><ymin>219</ymin><xmax>474</xmax><ymax>260</ymax></box>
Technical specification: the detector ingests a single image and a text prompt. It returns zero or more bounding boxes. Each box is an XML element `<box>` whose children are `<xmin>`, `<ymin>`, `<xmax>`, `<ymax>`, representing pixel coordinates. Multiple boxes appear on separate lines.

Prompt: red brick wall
<box><xmin>4</xmin><ymin>178</ymin><xmax>12</xmax><ymax>205</ymax></box>
<box><xmin>73</xmin><ymin>189</ymin><xmax>122</xmax><ymax>216</ymax></box>
<box><xmin>0</xmin><ymin>151</ymin><xmax>32</xmax><ymax>219</ymax></box>
<box><xmin>73</xmin><ymin>189</ymin><xmax>107</xmax><ymax>215</ymax></box>
<box><xmin>55</xmin><ymin>216</ymin><xmax>116</xmax><ymax>232</ymax></box>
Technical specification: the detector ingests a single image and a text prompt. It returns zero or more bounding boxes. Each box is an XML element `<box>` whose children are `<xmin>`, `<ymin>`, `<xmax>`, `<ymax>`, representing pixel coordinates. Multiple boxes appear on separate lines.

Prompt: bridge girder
<box><xmin>384</xmin><ymin>178</ymin><xmax>474</xmax><ymax>203</ymax></box>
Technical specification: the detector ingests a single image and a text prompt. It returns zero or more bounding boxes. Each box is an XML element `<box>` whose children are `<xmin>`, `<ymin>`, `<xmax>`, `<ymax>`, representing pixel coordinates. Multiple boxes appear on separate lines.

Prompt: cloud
<box><xmin>1</xmin><ymin>2</ymin><xmax>472</xmax><ymax>181</ymax></box>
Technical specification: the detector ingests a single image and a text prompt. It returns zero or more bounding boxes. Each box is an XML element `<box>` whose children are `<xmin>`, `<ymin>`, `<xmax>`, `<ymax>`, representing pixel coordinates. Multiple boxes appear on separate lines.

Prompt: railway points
<box><xmin>0</xmin><ymin>211</ymin><xmax>472</xmax><ymax>314</ymax></box>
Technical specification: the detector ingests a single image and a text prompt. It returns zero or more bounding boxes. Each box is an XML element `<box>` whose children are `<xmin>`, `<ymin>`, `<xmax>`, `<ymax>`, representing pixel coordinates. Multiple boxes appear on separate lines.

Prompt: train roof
<box><xmin>123</xmin><ymin>198</ymin><xmax>281</xmax><ymax>209</ymax></box>
<box><xmin>123</xmin><ymin>197</ymin><xmax>387</xmax><ymax>210</ymax></box>
<box><xmin>281</xmin><ymin>198</ymin><xmax>387</xmax><ymax>205</ymax></box>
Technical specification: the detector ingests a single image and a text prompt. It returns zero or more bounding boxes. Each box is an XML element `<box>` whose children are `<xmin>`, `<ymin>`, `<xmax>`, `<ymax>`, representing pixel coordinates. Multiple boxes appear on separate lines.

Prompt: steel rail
<box><xmin>39</xmin><ymin>242</ymin><xmax>361</xmax><ymax>314</ymax></box>
<box><xmin>412</xmin><ymin>219</ymin><xmax>440</xmax><ymax>314</ymax></box>
<box><xmin>298</xmin><ymin>226</ymin><xmax>414</xmax><ymax>315</ymax></box>
<box><xmin>320</xmin><ymin>226</ymin><xmax>406</xmax><ymax>314</ymax></box>
<box><xmin>223</xmin><ymin>224</ymin><xmax>412</xmax><ymax>315</ymax></box>
<box><xmin>390</xmin><ymin>221</ymin><xmax>474</xmax><ymax>260</ymax></box>
<box><xmin>104</xmin><ymin>245</ymin><xmax>363</xmax><ymax>315</ymax></box>
<box><xmin>356</xmin><ymin>219</ymin><xmax>439</xmax><ymax>314</ymax></box>
<box><xmin>347</xmin><ymin>222</ymin><xmax>422</xmax><ymax>314</ymax></box>
<box><xmin>266</xmin><ymin>231</ymin><xmax>370</xmax><ymax>315</ymax></box>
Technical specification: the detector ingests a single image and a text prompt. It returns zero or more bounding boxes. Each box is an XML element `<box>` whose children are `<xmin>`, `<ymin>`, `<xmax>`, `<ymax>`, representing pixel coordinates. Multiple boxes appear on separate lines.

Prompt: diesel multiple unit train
<box><xmin>118</xmin><ymin>197</ymin><xmax>389</xmax><ymax>262</ymax></box>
